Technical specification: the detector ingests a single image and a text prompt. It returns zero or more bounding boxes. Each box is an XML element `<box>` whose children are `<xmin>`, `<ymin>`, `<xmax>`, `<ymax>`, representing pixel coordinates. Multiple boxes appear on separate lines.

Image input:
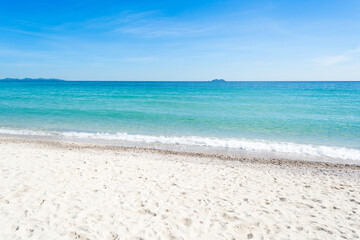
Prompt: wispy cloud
<box><xmin>116</xmin><ymin>24</ymin><xmax>218</xmax><ymax>38</ymax></box>
<box><xmin>313</xmin><ymin>55</ymin><xmax>349</xmax><ymax>66</ymax></box>
<box><xmin>313</xmin><ymin>45</ymin><xmax>360</xmax><ymax>66</ymax></box>
<box><xmin>55</xmin><ymin>10</ymin><xmax>160</xmax><ymax>31</ymax></box>
<box><xmin>123</xmin><ymin>56</ymin><xmax>157</xmax><ymax>62</ymax></box>
<box><xmin>79</xmin><ymin>10</ymin><xmax>222</xmax><ymax>38</ymax></box>
<box><xmin>348</xmin><ymin>46</ymin><xmax>360</xmax><ymax>54</ymax></box>
<box><xmin>0</xmin><ymin>26</ymin><xmax>65</xmax><ymax>40</ymax></box>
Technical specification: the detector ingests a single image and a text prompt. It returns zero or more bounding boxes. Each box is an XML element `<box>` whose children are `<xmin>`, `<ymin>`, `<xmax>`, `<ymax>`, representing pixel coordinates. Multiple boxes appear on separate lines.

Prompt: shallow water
<box><xmin>0</xmin><ymin>81</ymin><xmax>359</xmax><ymax>162</ymax></box>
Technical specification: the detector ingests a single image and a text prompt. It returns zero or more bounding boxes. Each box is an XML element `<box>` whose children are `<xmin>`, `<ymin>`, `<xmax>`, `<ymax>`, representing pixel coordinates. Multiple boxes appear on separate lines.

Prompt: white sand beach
<box><xmin>0</xmin><ymin>137</ymin><xmax>359</xmax><ymax>239</ymax></box>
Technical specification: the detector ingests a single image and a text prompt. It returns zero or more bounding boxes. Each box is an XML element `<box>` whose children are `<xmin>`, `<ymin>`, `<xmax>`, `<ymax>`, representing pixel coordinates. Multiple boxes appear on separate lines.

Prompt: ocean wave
<box><xmin>1</xmin><ymin>128</ymin><xmax>359</xmax><ymax>161</ymax></box>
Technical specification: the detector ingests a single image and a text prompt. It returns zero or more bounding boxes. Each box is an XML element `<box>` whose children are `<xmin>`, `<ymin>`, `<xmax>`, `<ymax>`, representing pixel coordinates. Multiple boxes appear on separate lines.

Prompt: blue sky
<box><xmin>0</xmin><ymin>0</ymin><xmax>360</xmax><ymax>81</ymax></box>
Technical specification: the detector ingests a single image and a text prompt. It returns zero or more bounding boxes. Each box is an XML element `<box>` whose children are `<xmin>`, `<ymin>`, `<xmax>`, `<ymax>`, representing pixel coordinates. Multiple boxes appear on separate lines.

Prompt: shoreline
<box><xmin>1</xmin><ymin>127</ymin><xmax>359</xmax><ymax>164</ymax></box>
<box><xmin>1</xmin><ymin>136</ymin><xmax>360</xmax><ymax>170</ymax></box>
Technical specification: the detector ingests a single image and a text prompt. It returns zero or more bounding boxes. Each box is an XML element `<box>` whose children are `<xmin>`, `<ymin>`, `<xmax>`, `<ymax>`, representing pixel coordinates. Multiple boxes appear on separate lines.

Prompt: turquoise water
<box><xmin>0</xmin><ymin>81</ymin><xmax>359</xmax><ymax>161</ymax></box>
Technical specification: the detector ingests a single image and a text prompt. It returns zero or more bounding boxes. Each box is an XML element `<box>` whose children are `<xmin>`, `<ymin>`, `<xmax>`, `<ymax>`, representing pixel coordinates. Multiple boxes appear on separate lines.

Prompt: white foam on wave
<box><xmin>1</xmin><ymin>128</ymin><xmax>359</xmax><ymax>162</ymax></box>
<box><xmin>0</xmin><ymin>128</ymin><xmax>54</xmax><ymax>136</ymax></box>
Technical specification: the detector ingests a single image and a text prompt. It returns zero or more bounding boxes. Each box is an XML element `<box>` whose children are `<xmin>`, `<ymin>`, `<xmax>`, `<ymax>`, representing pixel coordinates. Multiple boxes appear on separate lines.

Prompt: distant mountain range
<box><xmin>1</xmin><ymin>78</ymin><xmax>227</xmax><ymax>82</ymax></box>
<box><xmin>0</xmin><ymin>78</ymin><xmax>65</xmax><ymax>82</ymax></box>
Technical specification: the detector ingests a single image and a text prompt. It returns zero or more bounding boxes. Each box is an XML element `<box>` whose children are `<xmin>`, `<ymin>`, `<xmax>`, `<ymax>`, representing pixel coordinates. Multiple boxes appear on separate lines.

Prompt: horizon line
<box><xmin>1</xmin><ymin>78</ymin><xmax>359</xmax><ymax>82</ymax></box>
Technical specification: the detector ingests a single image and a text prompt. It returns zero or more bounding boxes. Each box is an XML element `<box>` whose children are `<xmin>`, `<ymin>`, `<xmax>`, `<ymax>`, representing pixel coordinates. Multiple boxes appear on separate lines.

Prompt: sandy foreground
<box><xmin>0</xmin><ymin>137</ymin><xmax>359</xmax><ymax>240</ymax></box>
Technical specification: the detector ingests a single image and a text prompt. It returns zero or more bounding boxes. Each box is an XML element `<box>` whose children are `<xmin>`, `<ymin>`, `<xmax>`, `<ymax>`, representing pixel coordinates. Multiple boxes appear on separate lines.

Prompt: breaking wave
<box><xmin>1</xmin><ymin>128</ymin><xmax>359</xmax><ymax>162</ymax></box>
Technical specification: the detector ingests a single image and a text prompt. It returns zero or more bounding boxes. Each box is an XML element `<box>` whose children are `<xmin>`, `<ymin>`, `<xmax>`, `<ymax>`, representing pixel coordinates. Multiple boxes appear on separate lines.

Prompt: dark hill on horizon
<box><xmin>210</xmin><ymin>79</ymin><xmax>226</xmax><ymax>82</ymax></box>
<box><xmin>0</xmin><ymin>78</ymin><xmax>65</xmax><ymax>82</ymax></box>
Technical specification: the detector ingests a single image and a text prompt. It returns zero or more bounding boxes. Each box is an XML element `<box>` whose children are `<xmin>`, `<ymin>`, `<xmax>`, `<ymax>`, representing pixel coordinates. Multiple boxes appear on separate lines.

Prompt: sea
<box><xmin>0</xmin><ymin>81</ymin><xmax>359</xmax><ymax>164</ymax></box>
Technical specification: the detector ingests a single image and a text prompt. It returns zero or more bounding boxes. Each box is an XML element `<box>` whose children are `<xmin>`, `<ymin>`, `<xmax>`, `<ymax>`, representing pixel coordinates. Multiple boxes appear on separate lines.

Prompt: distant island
<box><xmin>210</xmin><ymin>79</ymin><xmax>226</xmax><ymax>82</ymax></box>
<box><xmin>0</xmin><ymin>78</ymin><xmax>65</xmax><ymax>82</ymax></box>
